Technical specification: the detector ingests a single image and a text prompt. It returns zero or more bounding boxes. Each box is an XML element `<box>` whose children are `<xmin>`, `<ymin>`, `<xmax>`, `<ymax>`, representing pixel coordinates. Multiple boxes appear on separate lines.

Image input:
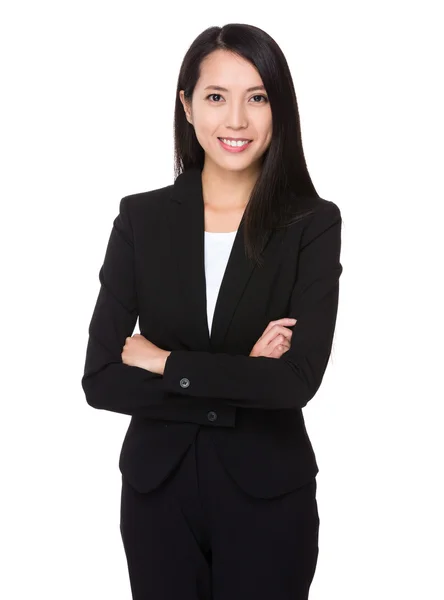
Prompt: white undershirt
<box><xmin>204</xmin><ymin>230</ymin><xmax>238</xmax><ymax>337</ymax></box>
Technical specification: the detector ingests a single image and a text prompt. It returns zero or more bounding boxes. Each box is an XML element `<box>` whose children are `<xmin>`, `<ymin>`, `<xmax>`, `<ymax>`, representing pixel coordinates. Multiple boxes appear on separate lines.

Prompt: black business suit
<box><xmin>81</xmin><ymin>166</ymin><xmax>343</xmax><ymax>599</ymax></box>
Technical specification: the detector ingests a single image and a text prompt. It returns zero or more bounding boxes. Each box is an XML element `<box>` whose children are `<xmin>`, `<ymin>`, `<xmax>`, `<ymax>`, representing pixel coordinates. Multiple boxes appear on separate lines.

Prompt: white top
<box><xmin>204</xmin><ymin>230</ymin><xmax>238</xmax><ymax>336</ymax></box>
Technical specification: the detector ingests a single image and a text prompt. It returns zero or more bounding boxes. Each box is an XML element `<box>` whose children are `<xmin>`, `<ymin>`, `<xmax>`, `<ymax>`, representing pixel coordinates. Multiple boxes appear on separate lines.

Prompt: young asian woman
<box><xmin>81</xmin><ymin>22</ymin><xmax>343</xmax><ymax>600</ymax></box>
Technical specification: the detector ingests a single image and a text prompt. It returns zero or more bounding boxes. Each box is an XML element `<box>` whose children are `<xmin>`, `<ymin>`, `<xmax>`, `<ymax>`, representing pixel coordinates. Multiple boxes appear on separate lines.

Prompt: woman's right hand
<box><xmin>249</xmin><ymin>318</ymin><xmax>297</xmax><ymax>359</ymax></box>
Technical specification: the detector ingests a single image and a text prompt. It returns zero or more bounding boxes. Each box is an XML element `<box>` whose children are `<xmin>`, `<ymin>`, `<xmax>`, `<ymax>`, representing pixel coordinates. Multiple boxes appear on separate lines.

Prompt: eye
<box><xmin>207</xmin><ymin>93</ymin><xmax>223</xmax><ymax>102</ymax></box>
<box><xmin>250</xmin><ymin>94</ymin><xmax>268</xmax><ymax>103</ymax></box>
<box><xmin>206</xmin><ymin>94</ymin><xmax>268</xmax><ymax>103</ymax></box>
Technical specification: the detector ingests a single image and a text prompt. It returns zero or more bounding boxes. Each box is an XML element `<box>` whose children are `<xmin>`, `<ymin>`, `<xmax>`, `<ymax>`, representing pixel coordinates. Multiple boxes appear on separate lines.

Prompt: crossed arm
<box><xmin>81</xmin><ymin>196</ymin><xmax>342</xmax><ymax>414</ymax></box>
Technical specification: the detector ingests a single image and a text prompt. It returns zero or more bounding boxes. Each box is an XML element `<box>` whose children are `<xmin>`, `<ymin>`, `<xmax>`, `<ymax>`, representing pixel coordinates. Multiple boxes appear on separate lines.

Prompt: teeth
<box><xmin>221</xmin><ymin>138</ymin><xmax>250</xmax><ymax>147</ymax></box>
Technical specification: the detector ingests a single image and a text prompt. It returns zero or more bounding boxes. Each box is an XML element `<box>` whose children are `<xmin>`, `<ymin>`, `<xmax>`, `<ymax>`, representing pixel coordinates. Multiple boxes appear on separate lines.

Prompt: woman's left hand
<box><xmin>121</xmin><ymin>334</ymin><xmax>171</xmax><ymax>375</ymax></box>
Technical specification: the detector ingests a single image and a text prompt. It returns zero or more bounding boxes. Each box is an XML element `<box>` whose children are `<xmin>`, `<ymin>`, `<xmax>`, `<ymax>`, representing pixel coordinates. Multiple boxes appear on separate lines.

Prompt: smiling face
<box><xmin>179</xmin><ymin>49</ymin><xmax>273</xmax><ymax>175</ymax></box>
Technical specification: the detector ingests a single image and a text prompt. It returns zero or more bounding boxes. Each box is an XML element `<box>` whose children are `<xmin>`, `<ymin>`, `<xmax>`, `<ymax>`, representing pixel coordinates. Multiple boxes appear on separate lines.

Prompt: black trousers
<box><xmin>120</xmin><ymin>426</ymin><xmax>320</xmax><ymax>600</ymax></box>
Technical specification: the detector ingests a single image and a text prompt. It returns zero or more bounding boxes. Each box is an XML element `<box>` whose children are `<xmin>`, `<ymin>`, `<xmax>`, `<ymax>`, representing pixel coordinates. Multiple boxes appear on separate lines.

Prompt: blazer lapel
<box><xmin>167</xmin><ymin>167</ymin><xmax>277</xmax><ymax>352</ymax></box>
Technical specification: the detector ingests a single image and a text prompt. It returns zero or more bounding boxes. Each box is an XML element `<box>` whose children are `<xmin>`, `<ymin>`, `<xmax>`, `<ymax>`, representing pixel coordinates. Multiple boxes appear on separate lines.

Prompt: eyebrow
<box><xmin>203</xmin><ymin>85</ymin><xmax>266</xmax><ymax>93</ymax></box>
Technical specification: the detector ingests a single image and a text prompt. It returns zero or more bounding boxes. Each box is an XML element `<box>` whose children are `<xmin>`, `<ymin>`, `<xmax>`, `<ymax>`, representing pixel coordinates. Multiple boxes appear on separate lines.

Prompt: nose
<box><xmin>225</xmin><ymin>101</ymin><xmax>248</xmax><ymax>129</ymax></box>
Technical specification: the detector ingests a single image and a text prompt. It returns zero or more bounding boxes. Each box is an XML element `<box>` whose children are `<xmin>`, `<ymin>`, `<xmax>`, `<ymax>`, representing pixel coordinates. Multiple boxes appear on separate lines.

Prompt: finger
<box><xmin>273</xmin><ymin>342</ymin><xmax>291</xmax><ymax>358</ymax></box>
<box><xmin>261</xmin><ymin>318</ymin><xmax>297</xmax><ymax>338</ymax></box>
<box><xmin>268</xmin><ymin>322</ymin><xmax>296</xmax><ymax>340</ymax></box>
<box><xmin>259</xmin><ymin>325</ymin><xmax>293</xmax><ymax>346</ymax></box>
<box><xmin>269</xmin><ymin>341</ymin><xmax>290</xmax><ymax>358</ymax></box>
<box><xmin>259</xmin><ymin>319</ymin><xmax>293</xmax><ymax>340</ymax></box>
<box><xmin>267</xmin><ymin>334</ymin><xmax>288</xmax><ymax>352</ymax></box>
<box><xmin>259</xmin><ymin>325</ymin><xmax>291</xmax><ymax>344</ymax></box>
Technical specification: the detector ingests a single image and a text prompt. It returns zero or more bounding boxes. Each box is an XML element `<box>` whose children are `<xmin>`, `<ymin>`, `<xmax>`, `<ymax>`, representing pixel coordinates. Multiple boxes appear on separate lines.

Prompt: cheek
<box><xmin>265</xmin><ymin>115</ymin><xmax>273</xmax><ymax>136</ymax></box>
<box><xmin>193</xmin><ymin>118</ymin><xmax>218</xmax><ymax>148</ymax></box>
<box><xmin>263</xmin><ymin>121</ymin><xmax>273</xmax><ymax>146</ymax></box>
<box><xmin>254</xmin><ymin>113</ymin><xmax>272</xmax><ymax>142</ymax></box>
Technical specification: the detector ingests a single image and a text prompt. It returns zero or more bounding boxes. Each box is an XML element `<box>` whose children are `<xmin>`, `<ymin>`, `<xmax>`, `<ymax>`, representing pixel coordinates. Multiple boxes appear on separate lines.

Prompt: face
<box><xmin>179</xmin><ymin>50</ymin><xmax>273</xmax><ymax>174</ymax></box>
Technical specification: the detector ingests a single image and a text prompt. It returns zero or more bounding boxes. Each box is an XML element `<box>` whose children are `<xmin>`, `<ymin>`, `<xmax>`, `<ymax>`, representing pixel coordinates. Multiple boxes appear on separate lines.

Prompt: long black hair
<box><xmin>173</xmin><ymin>23</ymin><xmax>319</xmax><ymax>265</ymax></box>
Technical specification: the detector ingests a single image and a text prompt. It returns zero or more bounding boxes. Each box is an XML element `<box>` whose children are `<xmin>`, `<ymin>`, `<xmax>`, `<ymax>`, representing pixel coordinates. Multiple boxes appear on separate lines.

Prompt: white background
<box><xmin>1</xmin><ymin>1</ymin><xmax>443</xmax><ymax>598</ymax></box>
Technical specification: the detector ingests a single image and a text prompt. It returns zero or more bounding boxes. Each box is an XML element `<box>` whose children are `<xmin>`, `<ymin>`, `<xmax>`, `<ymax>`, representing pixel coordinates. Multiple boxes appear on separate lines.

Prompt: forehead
<box><xmin>197</xmin><ymin>50</ymin><xmax>263</xmax><ymax>88</ymax></box>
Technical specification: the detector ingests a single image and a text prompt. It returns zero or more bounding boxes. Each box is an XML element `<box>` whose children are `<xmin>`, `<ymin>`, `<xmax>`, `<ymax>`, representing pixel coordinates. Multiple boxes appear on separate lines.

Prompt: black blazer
<box><xmin>81</xmin><ymin>167</ymin><xmax>343</xmax><ymax>499</ymax></box>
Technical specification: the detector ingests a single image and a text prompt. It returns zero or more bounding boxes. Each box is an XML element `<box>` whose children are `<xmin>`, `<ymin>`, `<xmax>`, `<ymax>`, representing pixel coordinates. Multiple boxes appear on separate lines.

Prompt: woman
<box><xmin>81</xmin><ymin>23</ymin><xmax>343</xmax><ymax>600</ymax></box>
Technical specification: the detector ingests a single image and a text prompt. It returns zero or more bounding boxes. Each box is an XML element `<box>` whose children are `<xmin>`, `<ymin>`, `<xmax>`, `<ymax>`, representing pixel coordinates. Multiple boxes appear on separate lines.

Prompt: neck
<box><xmin>201</xmin><ymin>160</ymin><xmax>260</xmax><ymax>210</ymax></box>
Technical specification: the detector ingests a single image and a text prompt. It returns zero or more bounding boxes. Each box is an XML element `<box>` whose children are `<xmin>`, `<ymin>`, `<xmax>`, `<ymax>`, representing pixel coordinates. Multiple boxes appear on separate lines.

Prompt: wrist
<box><xmin>160</xmin><ymin>350</ymin><xmax>172</xmax><ymax>375</ymax></box>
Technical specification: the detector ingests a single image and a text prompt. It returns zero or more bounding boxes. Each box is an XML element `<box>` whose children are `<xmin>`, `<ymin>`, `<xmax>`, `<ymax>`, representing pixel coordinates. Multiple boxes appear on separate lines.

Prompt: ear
<box><xmin>179</xmin><ymin>90</ymin><xmax>193</xmax><ymax>125</ymax></box>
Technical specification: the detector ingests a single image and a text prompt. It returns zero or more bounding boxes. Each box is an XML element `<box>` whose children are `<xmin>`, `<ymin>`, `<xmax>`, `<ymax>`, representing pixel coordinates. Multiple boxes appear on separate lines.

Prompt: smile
<box><xmin>218</xmin><ymin>138</ymin><xmax>253</xmax><ymax>153</ymax></box>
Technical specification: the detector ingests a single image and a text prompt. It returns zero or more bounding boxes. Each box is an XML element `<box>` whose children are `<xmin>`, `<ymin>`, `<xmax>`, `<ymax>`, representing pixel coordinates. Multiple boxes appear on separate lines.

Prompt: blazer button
<box><xmin>179</xmin><ymin>378</ymin><xmax>190</xmax><ymax>388</ymax></box>
<box><xmin>207</xmin><ymin>411</ymin><xmax>217</xmax><ymax>422</ymax></box>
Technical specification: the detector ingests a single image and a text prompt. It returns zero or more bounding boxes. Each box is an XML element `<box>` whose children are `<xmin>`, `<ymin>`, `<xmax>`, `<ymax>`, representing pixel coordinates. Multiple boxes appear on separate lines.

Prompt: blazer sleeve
<box><xmin>162</xmin><ymin>201</ymin><xmax>343</xmax><ymax>410</ymax></box>
<box><xmin>81</xmin><ymin>196</ymin><xmax>166</xmax><ymax>416</ymax></box>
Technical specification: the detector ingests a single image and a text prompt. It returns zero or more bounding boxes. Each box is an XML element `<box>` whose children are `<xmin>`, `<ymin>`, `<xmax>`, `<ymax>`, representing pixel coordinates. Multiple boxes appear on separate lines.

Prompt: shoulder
<box><xmin>300</xmin><ymin>197</ymin><xmax>342</xmax><ymax>249</ymax></box>
<box><xmin>286</xmin><ymin>194</ymin><xmax>341</xmax><ymax>229</ymax></box>
<box><xmin>282</xmin><ymin>195</ymin><xmax>342</xmax><ymax>250</ymax></box>
<box><xmin>120</xmin><ymin>182</ymin><xmax>174</xmax><ymax>219</ymax></box>
<box><xmin>309</xmin><ymin>197</ymin><xmax>342</xmax><ymax>223</ymax></box>
<box><xmin>298</xmin><ymin>195</ymin><xmax>341</xmax><ymax>219</ymax></box>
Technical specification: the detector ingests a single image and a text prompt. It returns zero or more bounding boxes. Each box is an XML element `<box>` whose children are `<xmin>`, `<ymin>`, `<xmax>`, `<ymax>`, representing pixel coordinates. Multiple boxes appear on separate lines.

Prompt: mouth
<box><xmin>217</xmin><ymin>137</ymin><xmax>252</xmax><ymax>143</ymax></box>
<box><xmin>217</xmin><ymin>137</ymin><xmax>253</xmax><ymax>153</ymax></box>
